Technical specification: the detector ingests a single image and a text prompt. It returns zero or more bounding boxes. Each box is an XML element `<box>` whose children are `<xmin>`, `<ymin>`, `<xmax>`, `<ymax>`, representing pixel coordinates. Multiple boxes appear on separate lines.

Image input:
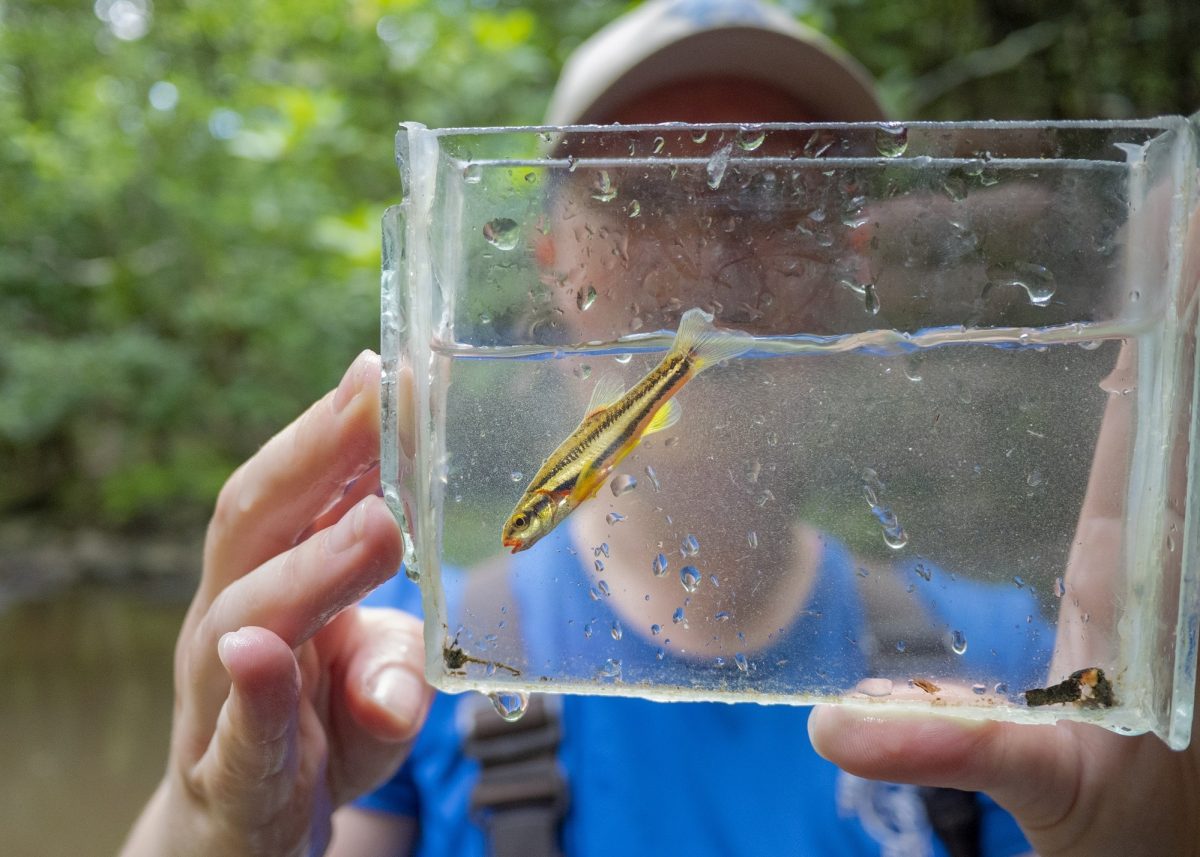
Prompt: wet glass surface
<box><xmin>383</xmin><ymin>120</ymin><xmax>1200</xmax><ymax>745</ymax></box>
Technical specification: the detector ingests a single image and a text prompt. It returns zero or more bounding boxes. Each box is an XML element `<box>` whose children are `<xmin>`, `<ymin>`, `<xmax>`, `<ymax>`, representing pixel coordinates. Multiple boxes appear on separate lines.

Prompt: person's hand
<box><xmin>809</xmin><ymin>696</ymin><xmax>1200</xmax><ymax>856</ymax></box>
<box><xmin>122</xmin><ymin>350</ymin><xmax>434</xmax><ymax>857</ymax></box>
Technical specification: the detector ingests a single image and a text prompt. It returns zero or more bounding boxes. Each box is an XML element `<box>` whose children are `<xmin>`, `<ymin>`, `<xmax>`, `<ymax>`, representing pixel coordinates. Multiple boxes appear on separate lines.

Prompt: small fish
<box><xmin>501</xmin><ymin>308</ymin><xmax>753</xmax><ymax>552</ymax></box>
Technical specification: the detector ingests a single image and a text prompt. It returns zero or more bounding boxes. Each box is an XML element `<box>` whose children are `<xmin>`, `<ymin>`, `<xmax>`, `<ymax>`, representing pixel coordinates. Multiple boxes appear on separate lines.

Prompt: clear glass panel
<box><xmin>382</xmin><ymin>119</ymin><xmax>1200</xmax><ymax>747</ymax></box>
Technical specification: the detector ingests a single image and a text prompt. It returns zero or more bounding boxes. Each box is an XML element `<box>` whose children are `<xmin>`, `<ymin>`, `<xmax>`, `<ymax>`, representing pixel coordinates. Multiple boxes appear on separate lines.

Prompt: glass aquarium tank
<box><xmin>382</xmin><ymin>119</ymin><xmax>1200</xmax><ymax>748</ymax></box>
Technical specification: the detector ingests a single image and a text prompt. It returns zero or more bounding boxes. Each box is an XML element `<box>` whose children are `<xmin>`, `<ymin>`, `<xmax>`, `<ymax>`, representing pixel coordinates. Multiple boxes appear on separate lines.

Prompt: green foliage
<box><xmin>1</xmin><ymin>0</ymin><xmax>1196</xmax><ymax>530</ymax></box>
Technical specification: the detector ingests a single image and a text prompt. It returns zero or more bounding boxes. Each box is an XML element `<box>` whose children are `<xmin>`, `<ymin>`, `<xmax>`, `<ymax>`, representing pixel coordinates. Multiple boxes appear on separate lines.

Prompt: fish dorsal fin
<box><xmin>585</xmin><ymin>373</ymin><xmax>626</xmax><ymax>417</ymax></box>
<box><xmin>644</xmin><ymin>398</ymin><xmax>681</xmax><ymax>436</ymax></box>
<box><xmin>672</xmin><ymin>307</ymin><xmax>755</xmax><ymax>372</ymax></box>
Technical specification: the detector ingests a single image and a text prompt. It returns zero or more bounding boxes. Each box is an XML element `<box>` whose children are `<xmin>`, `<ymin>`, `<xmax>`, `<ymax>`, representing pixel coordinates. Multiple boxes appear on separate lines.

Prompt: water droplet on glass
<box><xmin>463</xmin><ymin>163</ymin><xmax>483</xmax><ymax>183</ymax></box>
<box><xmin>573</xmin><ymin>364</ymin><xmax>592</xmax><ymax>380</ymax></box>
<box><xmin>680</xmin><ymin>566</ymin><xmax>701</xmax><ymax>593</ymax></box>
<box><xmin>706</xmin><ymin>143</ymin><xmax>732</xmax><ymax>189</ymax></box>
<box><xmin>765</xmin><ymin>431</ymin><xmax>779</xmax><ymax>446</ymax></box>
<box><xmin>524</xmin><ymin>170</ymin><xmax>537</xmax><ymax>183</ymax></box>
<box><xmin>735</xmin><ymin>652</ymin><xmax>750</xmax><ymax>673</ymax></box>
<box><xmin>628</xmin><ymin>199</ymin><xmax>641</xmax><ymax>218</ymax></box>
<box><xmin>950</xmin><ymin>629</ymin><xmax>968</xmax><ymax>655</ymax></box>
<box><xmin>972</xmin><ymin>683</ymin><xmax>987</xmax><ymax>695</ymax></box>
<box><xmin>594</xmin><ymin>559</ymin><xmax>605</xmax><ymax>573</ymax></box>
<box><xmin>652</xmin><ymin>553</ymin><xmax>669</xmax><ymax>577</ymax></box>
<box><xmin>651</xmin><ymin>623</ymin><xmax>662</xmax><ymax>635</ymax></box>
<box><xmin>715</xmin><ymin>610</ymin><xmax>731</xmax><ymax>622</ymax></box>
<box><xmin>874</xmin><ymin>123</ymin><xmax>908</xmax><ymax>158</ymax></box>
<box><xmin>914</xmin><ymin>563</ymin><xmax>932</xmax><ymax>582</ymax></box>
<box><xmin>583</xmin><ymin>620</ymin><xmax>594</xmax><ymax>638</ymax></box>
<box><xmin>691</xmin><ymin>129</ymin><xmax>708</xmax><ymax>144</ymax></box>
<box><xmin>1054</xmin><ymin>576</ymin><xmax>1066</xmax><ymax>598</ymax></box>
<box><xmin>736</xmin><ymin>128</ymin><xmax>766</xmax><ymax>151</ymax></box>
<box><xmin>510</xmin><ymin>471</ymin><xmax>524</xmax><ymax>482</ymax></box>
<box><xmin>596</xmin><ymin>542</ymin><xmax>610</xmax><ymax>558</ymax></box>
<box><xmin>482</xmin><ymin>218</ymin><xmax>520</xmax><ymax>251</ymax></box>
<box><xmin>597</xmin><ymin>579</ymin><xmax>611</xmax><ymax>597</ymax></box>
<box><xmin>708</xmin><ymin>574</ymin><xmax>719</xmax><ymax>588</ymax></box>
<box><xmin>605</xmin><ymin>511</ymin><xmax>626</xmax><ymax>525</ymax></box>
<box><xmin>600</xmin><ymin>658</ymin><xmax>622</xmax><ymax>679</ymax></box>
<box><xmin>488</xmin><ymin>691</ymin><xmax>529</xmax><ymax>722</ymax></box>
<box><xmin>1026</xmin><ymin>470</ymin><xmax>1043</xmax><ymax>487</ymax></box>
<box><xmin>672</xmin><ymin>606</ymin><xmax>686</xmax><ymax>625</ymax></box>
<box><xmin>856</xmin><ymin>677</ymin><xmax>894</xmax><ymax>697</ymax></box>
<box><xmin>591</xmin><ymin>170</ymin><xmax>617</xmax><ymax>202</ymax></box>
<box><xmin>1012</xmin><ymin>575</ymin><xmax>1025</xmax><ymax>589</ymax></box>
<box><xmin>994</xmin><ymin>682</ymin><xmax>1009</xmax><ymax>695</ymax></box>
<box><xmin>863</xmin><ymin>282</ymin><xmax>880</xmax><ymax>315</ymax></box>
<box><xmin>614</xmin><ymin>353</ymin><xmax>633</xmax><ymax>365</ymax></box>
<box><xmin>610</xmin><ymin>621</ymin><xmax>622</xmax><ymax>641</ymax></box>
<box><xmin>611</xmin><ymin>474</ymin><xmax>638</xmax><ymax>496</ymax></box>
<box><xmin>577</xmin><ymin>285</ymin><xmax>597</xmax><ymax>311</ymax></box>
<box><xmin>747</xmin><ymin>530</ymin><xmax>758</xmax><ymax>549</ymax></box>
<box><xmin>895</xmin><ymin>640</ymin><xmax>907</xmax><ymax>653</ymax></box>
<box><xmin>652</xmin><ymin>135</ymin><xmax>665</xmax><ymax>154</ymax></box>
<box><xmin>680</xmin><ymin>534</ymin><xmax>700</xmax><ymax>556</ymax></box>
<box><xmin>644</xmin><ymin>465</ymin><xmax>661</xmax><ymax>491</ymax></box>
<box><xmin>942</xmin><ymin>175</ymin><xmax>968</xmax><ymax>202</ymax></box>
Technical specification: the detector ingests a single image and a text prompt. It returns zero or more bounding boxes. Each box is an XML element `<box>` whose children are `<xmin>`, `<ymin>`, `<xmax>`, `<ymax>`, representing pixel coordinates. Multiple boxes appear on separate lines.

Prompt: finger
<box><xmin>198</xmin><ymin>626</ymin><xmax>302</xmax><ymax>824</ymax></box>
<box><xmin>182</xmin><ymin>495</ymin><xmax>403</xmax><ymax>756</ymax></box>
<box><xmin>201</xmin><ymin>350</ymin><xmax>384</xmax><ymax>604</ymax></box>
<box><xmin>319</xmin><ymin>607</ymin><xmax>434</xmax><ymax>802</ymax></box>
<box><xmin>298</xmin><ymin>461</ymin><xmax>383</xmax><ymax>545</ymax></box>
<box><xmin>807</xmin><ymin>706</ymin><xmax>1087</xmax><ymax>843</ymax></box>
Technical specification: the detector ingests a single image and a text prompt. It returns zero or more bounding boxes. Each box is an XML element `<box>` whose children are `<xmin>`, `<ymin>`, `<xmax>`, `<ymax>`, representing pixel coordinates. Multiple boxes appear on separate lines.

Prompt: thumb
<box><xmin>200</xmin><ymin>626</ymin><xmax>304</xmax><ymax>824</ymax></box>
<box><xmin>808</xmin><ymin>706</ymin><xmax>1086</xmax><ymax>847</ymax></box>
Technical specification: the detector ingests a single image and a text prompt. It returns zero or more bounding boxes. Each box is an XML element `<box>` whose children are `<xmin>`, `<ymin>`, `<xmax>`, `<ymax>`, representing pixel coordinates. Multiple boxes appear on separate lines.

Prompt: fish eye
<box><xmin>513</xmin><ymin>514</ymin><xmax>529</xmax><ymax>529</ymax></box>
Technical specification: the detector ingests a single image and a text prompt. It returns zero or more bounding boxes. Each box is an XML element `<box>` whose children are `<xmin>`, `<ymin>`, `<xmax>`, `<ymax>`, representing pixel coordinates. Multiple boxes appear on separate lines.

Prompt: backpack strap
<box><xmin>855</xmin><ymin>562</ymin><xmax>983</xmax><ymax>857</ymax></box>
<box><xmin>460</xmin><ymin>557</ymin><xmax>569</xmax><ymax>857</ymax></box>
<box><xmin>464</xmin><ymin>693</ymin><xmax>568</xmax><ymax>857</ymax></box>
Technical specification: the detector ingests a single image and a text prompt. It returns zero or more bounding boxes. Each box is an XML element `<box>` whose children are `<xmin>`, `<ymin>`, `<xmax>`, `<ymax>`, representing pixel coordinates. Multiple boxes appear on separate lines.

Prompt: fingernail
<box><xmin>217</xmin><ymin>629</ymin><xmax>245</xmax><ymax>669</ymax></box>
<box><xmin>328</xmin><ymin>499</ymin><xmax>368</xmax><ymax>554</ymax></box>
<box><xmin>367</xmin><ymin>664</ymin><xmax>426</xmax><ymax>729</ymax></box>
<box><xmin>332</xmin><ymin>350</ymin><xmax>377</xmax><ymax>414</ymax></box>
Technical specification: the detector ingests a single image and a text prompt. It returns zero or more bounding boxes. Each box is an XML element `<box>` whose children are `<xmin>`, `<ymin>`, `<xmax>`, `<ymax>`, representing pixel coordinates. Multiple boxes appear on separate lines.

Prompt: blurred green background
<box><xmin>1</xmin><ymin>1</ymin><xmax>1196</xmax><ymax>854</ymax></box>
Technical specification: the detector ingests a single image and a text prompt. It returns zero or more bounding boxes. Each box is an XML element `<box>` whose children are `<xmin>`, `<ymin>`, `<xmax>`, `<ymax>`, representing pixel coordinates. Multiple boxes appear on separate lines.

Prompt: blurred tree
<box><xmin>0</xmin><ymin>0</ymin><xmax>1196</xmax><ymax>534</ymax></box>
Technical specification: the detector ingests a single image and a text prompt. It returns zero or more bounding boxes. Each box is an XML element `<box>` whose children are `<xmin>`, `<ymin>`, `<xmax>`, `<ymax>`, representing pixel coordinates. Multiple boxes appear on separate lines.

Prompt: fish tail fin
<box><xmin>671</xmin><ymin>307</ymin><xmax>754</xmax><ymax>372</ymax></box>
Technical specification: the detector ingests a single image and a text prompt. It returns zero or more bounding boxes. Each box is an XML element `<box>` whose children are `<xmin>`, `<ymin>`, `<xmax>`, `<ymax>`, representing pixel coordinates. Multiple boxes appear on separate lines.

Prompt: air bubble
<box><xmin>680</xmin><ymin>534</ymin><xmax>700</xmax><ymax>556</ymax></box>
<box><xmin>628</xmin><ymin>200</ymin><xmax>641</xmax><ymax>218</ymax></box>
<box><xmin>736</xmin><ymin>128</ymin><xmax>766</xmax><ymax>151</ymax></box>
<box><xmin>600</xmin><ymin>658</ymin><xmax>622</xmax><ymax>679</ymax></box>
<box><xmin>610</xmin><ymin>621</ymin><xmax>622</xmax><ymax>640</ymax></box>
<box><xmin>747</xmin><ymin>531</ymin><xmax>758</xmax><ymax>549</ymax></box>
<box><xmin>577</xmin><ymin>285</ymin><xmax>597</xmax><ymax>311</ymax></box>
<box><xmin>706</xmin><ymin>143</ymin><xmax>732</xmax><ymax>189</ymax></box>
<box><xmin>672</xmin><ymin>606</ymin><xmax>686</xmax><ymax>625</ymax></box>
<box><xmin>950</xmin><ymin>629</ymin><xmax>968</xmax><ymax>655</ymax></box>
<box><xmin>652</xmin><ymin>553</ymin><xmax>669</xmax><ymax>577</ymax></box>
<box><xmin>680</xmin><ymin>566</ymin><xmax>701</xmax><ymax>593</ymax></box>
<box><xmin>651</xmin><ymin>623</ymin><xmax>662</xmax><ymax>635</ymax></box>
<box><xmin>482</xmin><ymin>218</ymin><xmax>520</xmax><ymax>250</ymax></box>
<box><xmin>610</xmin><ymin>474</ymin><xmax>638</xmax><ymax>496</ymax></box>
<box><xmin>735</xmin><ymin>653</ymin><xmax>749</xmax><ymax>673</ymax></box>
<box><xmin>715</xmin><ymin>610</ymin><xmax>731</xmax><ymax>622</ymax></box>
<box><xmin>1054</xmin><ymin>577</ymin><xmax>1066</xmax><ymax>598</ymax></box>
<box><xmin>488</xmin><ymin>691</ymin><xmax>529</xmax><ymax>722</ymax></box>
<box><xmin>510</xmin><ymin>471</ymin><xmax>523</xmax><ymax>482</ymax></box>
<box><xmin>874</xmin><ymin>123</ymin><xmax>908</xmax><ymax>158</ymax></box>
<box><xmin>614</xmin><ymin>353</ymin><xmax>633</xmax><ymax>365</ymax></box>
<box><xmin>591</xmin><ymin>170</ymin><xmax>617</xmax><ymax>202</ymax></box>
<box><xmin>856</xmin><ymin>677</ymin><xmax>894</xmax><ymax>697</ymax></box>
<box><xmin>597</xmin><ymin>579</ymin><xmax>611</xmax><ymax>597</ymax></box>
<box><xmin>972</xmin><ymin>683</ymin><xmax>987</xmax><ymax>695</ymax></box>
<box><xmin>606</xmin><ymin>511</ymin><xmax>626</xmax><ymax>525</ymax></box>
<box><xmin>644</xmin><ymin>465</ymin><xmax>661</xmax><ymax>491</ymax></box>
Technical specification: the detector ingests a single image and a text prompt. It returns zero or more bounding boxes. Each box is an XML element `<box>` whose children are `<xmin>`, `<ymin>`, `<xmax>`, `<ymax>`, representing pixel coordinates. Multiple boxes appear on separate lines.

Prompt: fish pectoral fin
<box><xmin>643</xmin><ymin>398</ymin><xmax>681</xmax><ymax>437</ymax></box>
<box><xmin>572</xmin><ymin>464</ymin><xmax>609</xmax><ymax>501</ymax></box>
<box><xmin>536</xmin><ymin>487</ymin><xmax>572</xmax><ymax>507</ymax></box>
<box><xmin>584</xmin><ymin>373</ymin><xmax>626</xmax><ymax>418</ymax></box>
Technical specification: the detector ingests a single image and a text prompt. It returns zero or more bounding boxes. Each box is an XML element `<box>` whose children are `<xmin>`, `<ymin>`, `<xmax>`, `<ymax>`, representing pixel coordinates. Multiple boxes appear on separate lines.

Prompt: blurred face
<box><xmin>534</xmin><ymin>77</ymin><xmax>865</xmax><ymax>646</ymax></box>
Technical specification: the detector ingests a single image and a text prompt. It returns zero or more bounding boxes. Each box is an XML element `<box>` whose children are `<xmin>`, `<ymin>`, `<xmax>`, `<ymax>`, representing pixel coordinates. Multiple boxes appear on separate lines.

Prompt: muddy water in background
<box><xmin>0</xmin><ymin>587</ymin><xmax>185</xmax><ymax>857</ymax></box>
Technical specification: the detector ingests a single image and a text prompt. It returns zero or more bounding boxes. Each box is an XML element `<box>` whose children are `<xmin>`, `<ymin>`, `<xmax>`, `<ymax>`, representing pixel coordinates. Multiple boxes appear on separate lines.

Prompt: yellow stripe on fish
<box><xmin>501</xmin><ymin>308</ymin><xmax>753</xmax><ymax>553</ymax></box>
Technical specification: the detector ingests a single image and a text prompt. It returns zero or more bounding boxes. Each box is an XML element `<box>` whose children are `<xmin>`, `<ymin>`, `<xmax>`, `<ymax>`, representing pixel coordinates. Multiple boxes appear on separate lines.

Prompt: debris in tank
<box><xmin>442</xmin><ymin>633</ymin><xmax>521</xmax><ymax>677</ymax></box>
<box><xmin>912</xmin><ymin>678</ymin><xmax>941</xmax><ymax>694</ymax></box>
<box><xmin>1023</xmin><ymin>667</ymin><xmax>1115</xmax><ymax>708</ymax></box>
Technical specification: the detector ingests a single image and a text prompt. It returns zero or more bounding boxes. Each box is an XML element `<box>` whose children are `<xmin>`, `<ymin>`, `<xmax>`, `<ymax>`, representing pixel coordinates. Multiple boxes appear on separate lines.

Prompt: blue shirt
<box><xmin>358</xmin><ymin>530</ymin><xmax>1046</xmax><ymax>856</ymax></box>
